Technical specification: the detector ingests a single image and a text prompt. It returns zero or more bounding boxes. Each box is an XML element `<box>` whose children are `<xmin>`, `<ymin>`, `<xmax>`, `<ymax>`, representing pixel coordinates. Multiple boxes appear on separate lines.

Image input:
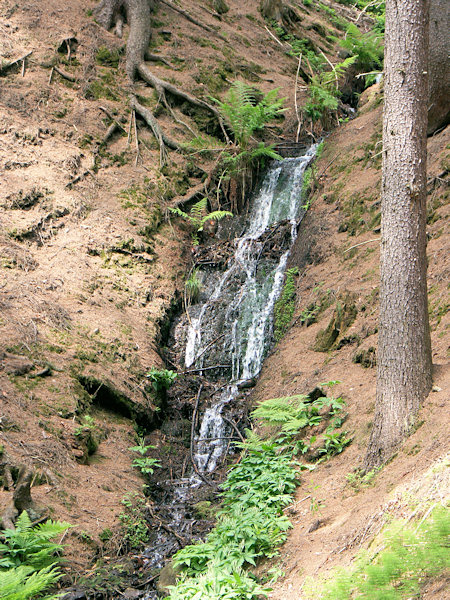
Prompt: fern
<box><xmin>215</xmin><ymin>81</ymin><xmax>285</xmax><ymax>149</ymax></box>
<box><xmin>0</xmin><ymin>512</ymin><xmax>72</xmax><ymax>571</ymax></box>
<box><xmin>252</xmin><ymin>395</ymin><xmax>309</xmax><ymax>425</ymax></box>
<box><xmin>0</xmin><ymin>565</ymin><xmax>62</xmax><ymax>600</ymax></box>
<box><xmin>169</xmin><ymin>198</ymin><xmax>232</xmax><ymax>244</ymax></box>
<box><xmin>339</xmin><ymin>23</ymin><xmax>383</xmax><ymax>74</ymax></box>
<box><xmin>304</xmin><ymin>56</ymin><xmax>357</xmax><ymax>123</ymax></box>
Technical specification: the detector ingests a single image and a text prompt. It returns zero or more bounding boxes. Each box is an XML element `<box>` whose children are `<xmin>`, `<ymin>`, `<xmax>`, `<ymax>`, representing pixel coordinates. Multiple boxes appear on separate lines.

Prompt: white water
<box><xmin>185</xmin><ymin>146</ymin><xmax>318</xmax><ymax>473</ymax></box>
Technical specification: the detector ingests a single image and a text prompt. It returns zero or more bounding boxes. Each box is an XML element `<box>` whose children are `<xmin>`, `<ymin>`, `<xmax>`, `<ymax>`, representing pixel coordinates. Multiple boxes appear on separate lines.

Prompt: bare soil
<box><xmin>0</xmin><ymin>0</ymin><xmax>448</xmax><ymax>594</ymax></box>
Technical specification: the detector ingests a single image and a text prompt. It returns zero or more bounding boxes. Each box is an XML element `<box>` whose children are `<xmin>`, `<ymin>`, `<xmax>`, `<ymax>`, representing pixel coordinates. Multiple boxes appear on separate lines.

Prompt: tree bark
<box><xmin>428</xmin><ymin>0</ymin><xmax>450</xmax><ymax>134</ymax></box>
<box><xmin>365</xmin><ymin>0</ymin><xmax>432</xmax><ymax>469</ymax></box>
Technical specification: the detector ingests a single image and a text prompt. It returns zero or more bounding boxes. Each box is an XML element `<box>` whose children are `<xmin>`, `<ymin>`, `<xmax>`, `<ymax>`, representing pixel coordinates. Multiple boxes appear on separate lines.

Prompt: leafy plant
<box><xmin>0</xmin><ymin>512</ymin><xmax>71</xmax><ymax>600</ymax></box>
<box><xmin>339</xmin><ymin>23</ymin><xmax>383</xmax><ymax>84</ymax></box>
<box><xmin>119</xmin><ymin>493</ymin><xmax>149</xmax><ymax>549</ymax></box>
<box><xmin>169</xmin><ymin>198</ymin><xmax>232</xmax><ymax>246</ymax></box>
<box><xmin>0</xmin><ymin>564</ymin><xmax>62</xmax><ymax>600</ymax></box>
<box><xmin>129</xmin><ymin>439</ymin><xmax>161</xmax><ymax>476</ymax></box>
<box><xmin>146</xmin><ymin>367</ymin><xmax>177</xmax><ymax>393</ymax></box>
<box><xmin>185</xmin><ymin>269</ymin><xmax>202</xmax><ymax>304</ymax></box>
<box><xmin>304</xmin><ymin>56</ymin><xmax>357</xmax><ymax>124</ymax></box>
<box><xmin>0</xmin><ymin>512</ymin><xmax>71</xmax><ymax>571</ymax></box>
<box><xmin>74</xmin><ymin>415</ymin><xmax>95</xmax><ymax>437</ymax></box>
<box><xmin>215</xmin><ymin>81</ymin><xmax>285</xmax><ymax>150</ymax></box>
<box><xmin>346</xmin><ymin>467</ymin><xmax>380</xmax><ymax>492</ymax></box>
<box><xmin>316</xmin><ymin>431</ymin><xmax>351</xmax><ymax>460</ymax></box>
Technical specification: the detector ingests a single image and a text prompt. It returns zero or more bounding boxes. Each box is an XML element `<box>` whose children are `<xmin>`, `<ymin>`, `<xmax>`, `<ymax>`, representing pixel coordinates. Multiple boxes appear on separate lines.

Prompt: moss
<box><xmin>95</xmin><ymin>46</ymin><xmax>123</xmax><ymax>68</ymax></box>
<box><xmin>353</xmin><ymin>347</ymin><xmax>377</xmax><ymax>368</ymax></box>
<box><xmin>273</xmin><ymin>268</ymin><xmax>299</xmax><ymax>342</ymax></box>
<box><xmin>314</xmin><ymin>294</ymin><xmax>357</xmax><ymax>352</ymax></box>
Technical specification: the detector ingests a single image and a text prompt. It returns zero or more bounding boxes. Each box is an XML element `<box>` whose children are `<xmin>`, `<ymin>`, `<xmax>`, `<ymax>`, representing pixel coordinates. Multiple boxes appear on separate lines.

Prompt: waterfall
<box><xmin>185</xmin><ymin>145</ymin><xmax>318</xmax><ymax>473</ymax></box>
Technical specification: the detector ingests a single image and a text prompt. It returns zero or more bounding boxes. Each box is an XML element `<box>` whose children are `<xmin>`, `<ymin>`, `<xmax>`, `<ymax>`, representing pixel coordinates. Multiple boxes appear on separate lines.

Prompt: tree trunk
<box><xmin>365</xmin><ymin>0</ymin><xmax>432</xmax><ymax>469</ymax></box>
<box><xmin>428</xmin><ymin>0</ymin><xmax>450</xmax><ymax>134</ymax></box>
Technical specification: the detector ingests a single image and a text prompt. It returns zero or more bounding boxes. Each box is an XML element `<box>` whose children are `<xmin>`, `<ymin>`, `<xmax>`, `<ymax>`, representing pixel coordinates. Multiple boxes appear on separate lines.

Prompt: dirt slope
<box><xmin>253</xmin><ymin>89</ymin><xmax>449</xmax><ymax>597</ymax></box>
<box><xmin>0</xmin><ymin>0</ymin><xmax>448</xmax><ymax>594</ymax></box>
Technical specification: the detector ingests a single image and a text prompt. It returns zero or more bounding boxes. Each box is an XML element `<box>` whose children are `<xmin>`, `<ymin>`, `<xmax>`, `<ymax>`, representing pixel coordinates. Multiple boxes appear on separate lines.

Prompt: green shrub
<box><xmin>0</xmin><ymin>512</ymin><xmax>71</xmax><ymax>571</ymax></box>
<box><xmin>146</xmin><ymin>367</ymin><xmax>177</xmax><ymax>393</ymax></box>
<box><xmin>169</xmin><ymin>198</ymin><xmax>232</xmax><ymax>246</ymax></box>
<box><xmin>119</xmin><ymin>493</ymin><xmax>149</xmax><ymax>550</ymax></box>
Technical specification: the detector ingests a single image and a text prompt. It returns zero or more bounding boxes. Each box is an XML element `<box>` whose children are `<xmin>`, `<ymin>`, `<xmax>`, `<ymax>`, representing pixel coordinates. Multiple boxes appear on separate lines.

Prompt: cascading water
<box><xmin>141</xmin><ymin>147</ymin><xmax>317</xmax><ymax>598</ymax></box>
<box><xmin>186</xmin><ymin>145</ymin><xmax>318</xmax><ymax>473</ymax></box>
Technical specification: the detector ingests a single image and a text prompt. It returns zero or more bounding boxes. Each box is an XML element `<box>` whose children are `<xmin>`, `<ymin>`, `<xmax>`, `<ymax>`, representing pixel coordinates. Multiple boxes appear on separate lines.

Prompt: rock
<box><xmin>353</xmin><ymin>346</ymin><xmax>377</xmax><ymax>368</ymax></box>
<box><xmin>313</xmin><ymin>294</ymin><xmax>357</xmax><ymax>352</ymax></box>
<box><xmin>123</xmin><ymin>588</ymin><xmax>143</xmax><ymax>599</ymax></box>
<box><xmin>60</xmin><ymin>588</ymin><xmax>87</xmax><ymax>600</ymax></box>
<box><xmin>156</xmin><ymin>562</ymin><xmax>180</xmax><ymax>597</ymax></box>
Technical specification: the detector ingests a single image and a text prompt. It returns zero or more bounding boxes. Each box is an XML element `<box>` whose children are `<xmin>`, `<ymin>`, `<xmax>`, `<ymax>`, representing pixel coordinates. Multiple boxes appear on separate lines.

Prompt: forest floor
<box><xmin>0</xmin><ymin>0</ymin><xmax>448</xmax><ymax>596</ymax></box>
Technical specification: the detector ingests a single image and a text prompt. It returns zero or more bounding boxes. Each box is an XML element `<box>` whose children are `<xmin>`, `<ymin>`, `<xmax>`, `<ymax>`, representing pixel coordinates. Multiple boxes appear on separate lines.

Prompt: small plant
<box><xmin>0</xmin><ymin>511</ymin><xmax>72</xmax><ymax>571</ymax></box>
<box><xmin>74</xmin><ymin>414</ymin><xmax>95</xmax><ymax>437</ymax></box>
<box><xmin>185</xmin><ymin>269</ymin><xmax>202</xmax><ymax>304</ymax></box>
<box><xmin>304</xmin><ymin>56</ymin><xmax>357</xmax><ymax>124</ymax></box>
<box><xmin>316</xmin><ymin>431</ymin><xmax>351</xmax><ymax>460</ymax></box>
<box><xmin>146</xmin><ymin>367</ymin><xmax>177</xmax><ymax>393</ymax></box>
<box><xmin>339</xmin><ymin>23</ymin><xmax>383</xmax><ymax>81</ymax></box>
<box><xmin>346</xmin><ymin>467</ymin><xmax>380</xmax><ymax>492</ymax></box>
<box><xmin>129</xmin><ymin>439</ymin><xmax>161</xmax><ymax>476</ymax></box>
<box><xmin>169</xmin><ymin>198</ymin><xmax>232</xmax><ymax>246</ymax></box>
<box><xmin>304</xmin><ymin>506</ymin><xmax>450</xmax><ymax>600</ymax></box>
<box><xmin>119</xmin><ymin>493</ymin><xmax>149</xmax><ymax>549</ymax></box>
<box><xmin>215</xmin><ymin>81</ymin><xmax>285</xmax><ymax>150</ymax></box>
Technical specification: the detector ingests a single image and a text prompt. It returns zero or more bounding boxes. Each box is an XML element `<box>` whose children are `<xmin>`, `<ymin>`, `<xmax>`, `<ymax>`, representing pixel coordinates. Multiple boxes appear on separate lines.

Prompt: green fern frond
<box><xmin>168</xmin><ymin>206</ymin><xmax>191</xmax><ymax>221</ymax></box>
<box><xmin>0</xmin><ymin>565</ymin><xmax>62</xmax><ymax>600</ymax></box>
<box><xmin>190</xmin><ymin>198</ymin><xmax>208</xmax><ymax>220</ymax></box>
<box><xmin>198</xmin><ymin>210</ymin><xmax>233</xmax><ymax>230</ymax></box>
<box><xmin>252</xmin><ymin>395</ymin><xmax>308</xmax><ymax>424</ymax></box>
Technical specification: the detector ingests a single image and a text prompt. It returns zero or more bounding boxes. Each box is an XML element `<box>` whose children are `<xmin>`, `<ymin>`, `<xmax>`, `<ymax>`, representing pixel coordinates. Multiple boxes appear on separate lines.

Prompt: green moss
<box><xmin>273</xmin><ymin>268</ymin><xmax>299</xmax><ymax>342</ymax></box>
<box><xmin>314</xmin><ymin>294</ymin><xmax>357</xmax><ymax>352</ymax></box>
<box><xmin>96</xmin><ymin>46</ymin><xmax>123</xmax><ymax>68</ymax></box>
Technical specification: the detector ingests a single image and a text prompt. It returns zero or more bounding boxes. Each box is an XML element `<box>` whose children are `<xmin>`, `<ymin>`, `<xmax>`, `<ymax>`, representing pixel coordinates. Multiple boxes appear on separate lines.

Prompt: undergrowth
<box><xmin>303</xmin><ymin>505</ymin><xmax>450</xmax><ymax>600</ymax></box>
<box><xmin>0</xmin><ymin>511</ymin><xmax>71</xmax><ymax>600</ymax></box>
<box><xmin>165</xmin><ymin>383</ymin><xmax>348</xmax><ymax>599</ymax></box>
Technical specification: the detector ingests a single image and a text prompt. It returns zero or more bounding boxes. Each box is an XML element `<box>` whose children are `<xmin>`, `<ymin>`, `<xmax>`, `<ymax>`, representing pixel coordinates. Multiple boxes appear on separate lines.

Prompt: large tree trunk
<box><xmin>428</xmin><ymin>0</ymin><xmax>450</xmax><ymax>134</ymax></box>
<box><xmin>365</xmin><ymin>0</ymin><xmax>432</xmax><ymax>468</ymax></box>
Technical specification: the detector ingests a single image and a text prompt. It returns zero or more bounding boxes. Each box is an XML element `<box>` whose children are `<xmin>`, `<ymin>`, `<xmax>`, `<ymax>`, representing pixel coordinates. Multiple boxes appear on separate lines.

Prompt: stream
<box><xmin>142</xmin><ymin>145</ymin><xmax>317</xmax><ymax>598</ymax></box>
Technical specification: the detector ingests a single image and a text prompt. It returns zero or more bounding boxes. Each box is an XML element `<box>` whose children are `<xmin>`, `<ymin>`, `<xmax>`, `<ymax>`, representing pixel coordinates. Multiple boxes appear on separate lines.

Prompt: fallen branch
<box><xmin>54</xmin><ymin>66</ymin><xmax>76</xmax><ymax>82</ymax></box>
<box><xmin>66</xmin><ymin>170</ymin><xmax>94</xmax><ymax>188</ymax></box>
<box><xmin>222</xmin><ymin>416</ymin><xmax>245</xmax><ymax>443</ymax></box>
<box><xmin>183</xmin><ymin>364</ymin><xmax>231</xmax><ymax>375</ymax></box>
<box><xmin>344</xmin><ymin>238</ymin><xmax>379</xmax><ymax>253</ymax></box>
<box><xmin>0</xmin><ymin>51</ymin><xmax>32</xmax><ymax>75</ymax></box>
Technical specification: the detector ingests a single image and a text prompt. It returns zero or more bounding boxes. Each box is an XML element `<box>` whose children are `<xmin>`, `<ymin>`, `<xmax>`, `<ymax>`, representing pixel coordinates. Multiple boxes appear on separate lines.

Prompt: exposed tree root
<box><xmin>94</xmin><ymin>0</ymin><xmax>230</xmax><ymax>159</ymax></box>
<box><xmin>160</xmin><ymin>0</ymin><xmax>227</xmax><ymax>41</ymax></box>
<box><xmin>0</xmin><ymin>465</ymin><xmax>46</xmax><ymax>529</ymax></box>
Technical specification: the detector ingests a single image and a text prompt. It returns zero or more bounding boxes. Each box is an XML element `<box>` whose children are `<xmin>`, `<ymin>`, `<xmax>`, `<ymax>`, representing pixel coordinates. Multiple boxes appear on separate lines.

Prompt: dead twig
<box><xmin>344</xmin><ymin>238</ymin><xmax>379</xmax><ymax>253</ymax></box>
<box><xmin>0</xmin><ymin>51</ymin><xmax>32</xmax><ymax>74</ymax></box>
<box><xmin>223</xmin><ymin>416</ymin><xmax>245</xmax><ymax>443</ymax></box>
